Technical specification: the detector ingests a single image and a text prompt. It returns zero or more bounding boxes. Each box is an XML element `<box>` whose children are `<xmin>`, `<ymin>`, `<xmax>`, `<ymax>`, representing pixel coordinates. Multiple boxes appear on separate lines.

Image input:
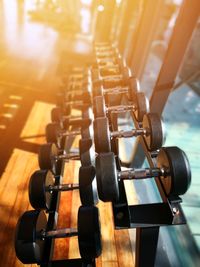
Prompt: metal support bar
<box><xmin>150</xmin><ymin>0</ymin><xmax>200</xmax><ymax>114</ymax></box>
<box><xmin>135</xmin><ymin>227</ymin><xmax>159</xmax><ymax>267</ymax></box>
<box><xmin>129</xmin><ymin>0</ymin><xmax>164</xmax><ymax>78</ymax></box>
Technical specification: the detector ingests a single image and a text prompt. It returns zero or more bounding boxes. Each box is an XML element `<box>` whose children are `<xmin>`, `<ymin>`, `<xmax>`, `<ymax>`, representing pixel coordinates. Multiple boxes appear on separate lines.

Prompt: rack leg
<box><xmin>135</xmin><ymin>227</ymin><xmax>159</xmax><ymax>267</ymax></box>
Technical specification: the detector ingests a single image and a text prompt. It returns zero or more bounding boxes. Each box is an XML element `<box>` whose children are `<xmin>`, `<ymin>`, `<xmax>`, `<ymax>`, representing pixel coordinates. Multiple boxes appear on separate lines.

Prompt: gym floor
<box><xmin>0</xmin><ymin>1</ymin><xmax>137</xmax><ymax>266</ymax></box>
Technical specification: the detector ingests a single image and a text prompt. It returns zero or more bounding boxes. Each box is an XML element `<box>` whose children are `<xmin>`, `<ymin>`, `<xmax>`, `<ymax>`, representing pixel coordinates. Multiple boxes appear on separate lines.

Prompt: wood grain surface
<box><xmin>0</xmin><ymin>1</ymin><xmax>137</xmax><ymax>266</ymax></box>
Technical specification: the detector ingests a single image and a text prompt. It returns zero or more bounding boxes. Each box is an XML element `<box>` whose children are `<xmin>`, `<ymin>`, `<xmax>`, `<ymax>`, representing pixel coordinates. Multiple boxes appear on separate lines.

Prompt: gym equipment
<box><xmin>46</xmin><ymin>120</ymin><xmax>92</xmax><ymax>148</ymax></box>
<box><xmin>50</xmin><ymin>107</ymin><xmax>92</xmax><ymax>128</ymax></box>
<box><xmin>93</xmin><ymin>93</ymin><xmax>149</xmax><ymax>122</ymax></box>
<box><xmin>96</xmin><ymin>147</ymin><xmax>191</xmax><ymax>202</ymax></box>
<box><xmin>94</xmin><ymin>113</ymin><xmax>163</xmax><ymax>153</ymax></box>
<box><xmin>29</xmin><ymin>168</ymin><xmax>98</xmax><ymax>209</ymax></box>
<box><xmin>92</xmin><ymin>76</ymin><xmax>140</xmax><ymax>104</ymax></box>
<box><xmin>38</xmin><ymin>141</ymin><xmax>95</xmax><ymax>174</ymax></box>
<box><xmin>15</xmin><ymin>206</ymin><xmax>102</xmax><ymax>264</ymax></box>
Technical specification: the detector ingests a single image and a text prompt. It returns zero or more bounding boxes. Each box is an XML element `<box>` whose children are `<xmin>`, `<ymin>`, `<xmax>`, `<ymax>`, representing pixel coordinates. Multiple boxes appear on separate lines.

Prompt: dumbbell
<box><xmin>56</xmin><ymin>97</ymin><xmax>92</xmax><ymax>117</ymax></box>
<box><xmin>94</xmin><ymin>113</ymin><xmax>163</xmax><ymax>153</ymax></box>
<box><xmin>94</xmin><ymin>53</ymin><xmax>126</xmax><ymax>71</ymax></box>
<box><xmin>29</xmin><ymin>168</ymin><xmax>98</xmax><ymax>209</ymax></box>
<box><xmin>49</xmin><ymin>106</ymin><xmax>93</xmax><ymax>146</ymax></box>
<box><xmin>50</xmin><ymin>106</ymin><xmax>92</xmax><ymax>129</ymax></box>
<box><xmin>95</xmin><ymin>147</ymin><xmax>191</xmax><ymax>202</ymax></box>
<box><xmin>94</xmin><ymin>42</ymin><xmax>116</xmax><ymax>51</ymax></box>
<box><xmin>15</xmin><ymin>206</ymin><xmax>102</xmax><ymax>264</ymax></box>
<box><xmin>93</xmin><ymin>92</ymin><xmax>149</xmax><ymax>122</ymax></box>
<box><xmin>38</xmin><ymin>141</ymin><xmax>95</xmax><ymax>174</ymax></box>
<box><xmin>61</xmin><ymin>68</ymin><xmax>91</xmax><ymax>85</ymax></box>
<box><xmin>55</xmin><ymin>89</ymin><xmax>92</xmax><ymax>117</ymax></box>
<box><xmin>92</xmin><ymin>67</ymin><xmax>132</xmax><ymax>89</ymax></box>
<box><xmin>92</xmin><ymin>74</ymin><xmax>140</xmax><ymax>105</ymax></box>
<box><xmin>45</xmin><ymin>122</ymin><xmax>91</xmax><ymax>150</ymax></box>
<box><xmin>95</xmin><ymin>49</ymin><xmax>118</xmax><ymax>59</ymax></box>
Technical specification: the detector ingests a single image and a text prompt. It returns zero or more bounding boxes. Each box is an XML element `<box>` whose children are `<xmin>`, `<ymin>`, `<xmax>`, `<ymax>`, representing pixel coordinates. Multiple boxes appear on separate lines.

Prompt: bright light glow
<box><xmin>9</xmin><ymin>95</ymin><xmax>22</xmax><ymax>100</ymax></box>
<box><xmin>81</xmin><ymin>0</ymin><xmax>92</xmax><ymax>5</ymax></box>
<box><xmin>98</xmin><ymin>5</ymin><xmax>104</xmax><ymax>12</ymax></box>
<box><xmin>3</xmin><ymin>104</ymin><xmax>19</xmax><ymax>108</ymax></box>
<box><xmin>2</xmin><ymin>113</ymin><xmax>13</xmax><ymax>118</ymax></box>
<box><xmin>0</xmin><ymin>125</ymin><xmax>6</xmax><ymax>129</ymax></box>
<box><xmin>80</xmin><ymin>7</ymin><xmax>91</xmax><ymax>34</ymax></box>
<box><xmin>116</xmin><ymin>0</ymin><xmax>122</xmax><ymax>5</ymax></box>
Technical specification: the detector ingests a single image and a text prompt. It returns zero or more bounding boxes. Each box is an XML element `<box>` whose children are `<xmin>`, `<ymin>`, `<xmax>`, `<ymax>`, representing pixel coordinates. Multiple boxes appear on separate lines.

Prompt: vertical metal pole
<box><xmin>117</xmin><ymin>0</ymin><xmax>137</xmax><ymax>54</ymax></box>
<box><xmin>129</xmin><ymin>0</ymin><xmax>164</xmax><ymax>79</ymax></box>
<box><xmin>150</xmin><ymin>0</ymin><xmax>200</xmax><ymax>114</ymax></box>
<box><xmin>94</xmin><ymin>0</ymin><xmax>116</xmax><ymax>42</ymax></box>
<box><xmin>136</xmin><ymin>227</ymin><xmax>159</xmax><ymax>267</ymax></box>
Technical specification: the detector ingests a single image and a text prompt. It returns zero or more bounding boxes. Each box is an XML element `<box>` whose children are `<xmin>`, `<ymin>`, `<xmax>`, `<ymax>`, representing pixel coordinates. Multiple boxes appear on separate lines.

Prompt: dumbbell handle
<box><xmin>63</xmin><ymin>118</ymin><xmax>92</xmax><ymax>128</ymax></box>
<box><xmin>55</xmin><ymin>152</ymin><xmax>80</xmax><ymax>161</ymax></box>
<box><xmin>111</xmin><ymin>128</ymin><xmax>147</xmax><ymax>138</ymax></box>
<box><xmin>60</xmin><ymin>130</ymin><xmax>80</xmax><ymax>137</ymax></box>
<box><xmin>40</xmin><ymin>228</ymin><xmax>78</xmax><ymax>239</ymax></box>
<box><xmin>65</xmin><ymin>100</ymin><xmax>90</xmax><ymax>106</ymax></box>
<box><xmin>119</xmin><ymin>167</ymin><xmax>167</xmax><ymax>180</ymax></box>
<box><xmin>102</xmin><ymin>74</ymin><xmax>123</xmax><ymax>80</ymax></box>
<box><xmin>46</xmin><ymin>183</ymin><xmax>79</xmax><ymax>192</ymax></box>
<box><xmin>103</xmin><ymin>87</ymin><xmax>128</xmax><ymax>95</ymax></box>
<box><xmin>107</xmin><ymin>104</ymin><xmax>135</xmax><ymax>113</ymax></box>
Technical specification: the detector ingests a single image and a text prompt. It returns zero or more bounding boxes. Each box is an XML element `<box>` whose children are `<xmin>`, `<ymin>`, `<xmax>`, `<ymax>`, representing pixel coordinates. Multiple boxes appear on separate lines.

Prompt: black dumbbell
<box><xmin>92</xmin><ymin>68</ymin><xmax>132</xmax><ymax>90</ymax></box>
<box><xmin>15</xmin><ymin>206</ymin><xmax>102</xmax><ymax>264</ymax></box>
<box><xmin>95</xmin><ymin>147</ymin><xmax>191</xmax><ymax>202</ymax></box>
<box><xmin>46</xmin><ymin>118</ymin><xmax>93</xmax><ymax>149</ymax></box>
<box><xmin>51</xmin><ymin>100</ymin><xmax>92</xmax><ymax>125</ymax></box>
<box><xmin>94</xmin><ymin>113</ymin><xmax>163</xmax><ymax>153</ymax></box>
<box><xmin>92</xmin><ymin>75</ymin><xmax>140</xmax><ymax>105</ymax></box>
<box><xmin>57</xmin><ymin>87</ymin><xmax>91</xmax><ymax>104</ymax></box>
<box><xmin>29</xmin><ymin>168</ymin><xmax>98</xmax><ymax>209</ymax></box>
<box><xmin>95</xmin><ymin>49</ymin><xmax>118</xmax><ymax>59</ymax></box>
<box><xmin>93</xmin><ymin>92</ymin><xmax>149</xmax><ymax>122</ymax></box>
<box><xmin>45</xmin><ymin>122</ymin><xmax>80</xmax><ymax>149</ymax></box>
<box><xmin>62</xmin><ymin>69</ymin><xmax>91</xmax><ymax>85</ymax></box>
<box><xmin>38</xmin><ymin>141</ymin><xmax>95</xmax><ymax>174</ymax></box>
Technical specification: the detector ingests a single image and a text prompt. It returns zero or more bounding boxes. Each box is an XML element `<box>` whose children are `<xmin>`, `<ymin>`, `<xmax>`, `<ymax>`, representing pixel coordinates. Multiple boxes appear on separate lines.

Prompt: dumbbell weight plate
<box><xmin>51</xmin><ymin>107</ymin><xmax>62</xmax><ymax>123</ymax></box>
<box><xmin>29</xmin><ymin>170</ymin><xmax>54</xmax><ymax>210</ymax></box>
<box><xmin>78</xmin><ymin>206</ymin><xmax>102</xmax><ymax>260</ymax></box>
<box><xmin>128</xmin><ymin>76</ymin><xmax>140</xmax><ymax>102</ymax></box>
<box><xmin>157</xmin><ymin>147</ymin><xmax>191</xmax><ymax>197</ymax></box>
<box><xmin>79</xmin><ymin>165</ymin><xmax>99</xmax><ymax>206</ymax></box>
<box><xmin>100</xmin><ymin>67</ymin><xmax>120</xmax><ymax>76</ymax></box>
<box><xmin>135</xmin><ymin>92</ymin><xmax>149</xmax><ymax>122</ymax></box>
<box><xmin>79</xmin><ymin>138</ymin><xmax>95</xmax><ymax>167</ymax></box>
<box><xmin>121</xmin><ymin>66</ymin><xmax>131</xmax><ymax>86</ymax></box>
<box><xmin>46</xmin><ymin>122</ymin><xmax>62</xmax><ymax>148</ymax></box>
<box><xmin>96</xmin><ymin>152</ymin><xmax>119</xmax><ymax>202</ymax></box>
<box><xmin>143</xmin><ymin>113</ymin><xmax>163</xmax><ymax>151</ymax></box>
<box><xmin>92</xmin><ymin>80</ymin><xmax>103</xmax><ymax>98</ymax></box>
<box><xmin>93</xmin><ymin>117</ymin><xmax>111</xmax><ymax>153</ymax></box>
<box><xmin>81</xmin><ymin>107</ymin><xmax>93</xmax><ymax>139</ymax></box>
<box><xmin>15</xmin><ymin>210</ymin><xmax>47</xmax><ymax>264</ymax></box>
<box><xmin>93</xmin><ymin>96</ymin><xmax>106</xmax><ymax>118</ymax></box>
<box><xmin>116</xmin><ymin>54</ymin><xmax>126</xmax><ymax>72</ymax></box>
<box><xmin>38</xmin><ymin>143</ymin><xmax>59</xmax><ymax>174</ymax></box>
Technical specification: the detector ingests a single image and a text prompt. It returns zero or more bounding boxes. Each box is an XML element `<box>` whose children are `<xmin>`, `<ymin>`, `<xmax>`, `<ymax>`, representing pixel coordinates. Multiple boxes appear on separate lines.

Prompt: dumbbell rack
<box><xmin>38</xmin><ymin>136</ymin><xmax>96</xmax><ymax>267</ymax></box>
<box><xmin>111</xmin><ymin>111</ymin><xmax>186</xmax><ymax>266</ymax></box>
<box><xmin>92</xmin><ymin>42</ymin><xmax>190</xmax><ymax>267</ymax></box>
<box><xmin>15</xmin><ymin>42</ymin><xmax>191</xmax><ymax>267</ymax></box>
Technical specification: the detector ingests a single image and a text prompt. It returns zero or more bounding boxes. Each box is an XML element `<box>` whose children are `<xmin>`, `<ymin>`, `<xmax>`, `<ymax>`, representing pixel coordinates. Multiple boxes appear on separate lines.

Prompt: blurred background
<box><xmin>0</xmin><ymin>0</ymin><xmax>199</xmax><ymax>266</ymax></box>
